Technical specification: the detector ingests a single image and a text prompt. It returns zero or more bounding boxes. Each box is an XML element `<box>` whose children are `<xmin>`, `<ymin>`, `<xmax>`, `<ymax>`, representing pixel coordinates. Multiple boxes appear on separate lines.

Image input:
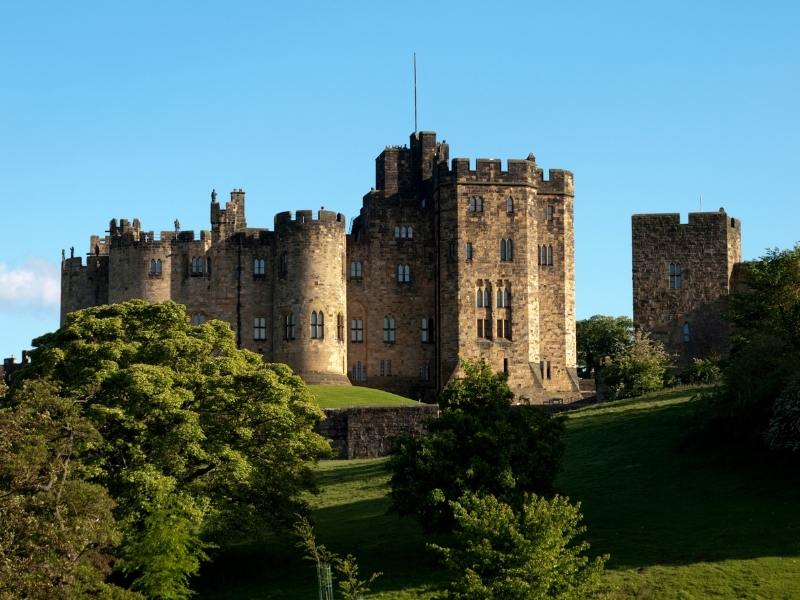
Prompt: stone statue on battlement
<box><xmin>211</xmin><ymin>189</ymin><xmax>217</xmax><ymax>202</ymax></box>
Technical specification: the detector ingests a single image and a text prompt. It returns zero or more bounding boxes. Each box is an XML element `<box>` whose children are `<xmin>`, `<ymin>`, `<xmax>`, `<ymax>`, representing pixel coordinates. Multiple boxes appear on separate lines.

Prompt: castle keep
<box><xmin>632</xmin><ymin>209</ymin><xmax>742</xmax><ymax>366</ymax></box>
<box><xmin>62</xmin><ymin>131</ymin><xmax>580</xmax><ymax>402</ymax></box>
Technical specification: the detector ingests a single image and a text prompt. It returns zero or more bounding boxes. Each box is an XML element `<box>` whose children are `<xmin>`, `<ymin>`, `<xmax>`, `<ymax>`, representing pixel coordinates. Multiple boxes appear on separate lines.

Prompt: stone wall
<box><xmin>317</xmin><ymin>404</ymin><xmax>439</xmax><ymax>459</ymax></box>
<box><xmin>632</xmin><ymin>209</ymin><xmax>741</xmax><ymax>366</ymax></box>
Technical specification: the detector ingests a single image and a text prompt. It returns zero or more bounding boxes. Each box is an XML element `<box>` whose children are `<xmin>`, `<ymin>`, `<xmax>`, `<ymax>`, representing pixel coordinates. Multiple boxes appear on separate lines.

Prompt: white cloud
<box><xmin>0</xmin><ymin>258</ymin><xmax>60</xmax><ymax>313</ymax></box>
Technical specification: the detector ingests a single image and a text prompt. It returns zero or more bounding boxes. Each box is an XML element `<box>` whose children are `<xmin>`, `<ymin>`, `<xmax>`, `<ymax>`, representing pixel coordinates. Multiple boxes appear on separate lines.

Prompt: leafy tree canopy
<box><xmin>602</xmin><ymin>331</ymin><xmax>669</xmax><ymax>399</ymax></box>
<box><xmin>431</xmin><ymin>492</ymin><xmax>607</xmax><ymax>600</ymax></box>
<box><xmin>389</xmin><ymin>361</ymin><xmax>565</xmax><ymax>532</ymax></box>
<box><xmin>576</xmin><ymin>315</ymin><xmax>634</xmax><ymax>376</ymax></box>
<box><xmin>8</xmin><ymin>300</ymin><xmax>329</xmax><ymax>598</ymax></box>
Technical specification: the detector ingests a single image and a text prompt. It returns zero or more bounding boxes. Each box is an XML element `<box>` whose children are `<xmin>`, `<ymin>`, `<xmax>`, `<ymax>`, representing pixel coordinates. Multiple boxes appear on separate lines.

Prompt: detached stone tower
<box><xmin>632</xmin><ymin>209</ymin><xmax>741</xmax><ymax>366</ymax></box>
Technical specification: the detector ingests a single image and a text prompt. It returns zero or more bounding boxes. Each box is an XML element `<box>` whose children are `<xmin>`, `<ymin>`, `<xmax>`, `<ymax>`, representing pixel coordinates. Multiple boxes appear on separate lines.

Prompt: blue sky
<box><xmin>1</xmin><ymin>0</ymin><xmax>798</xmax><ymax>359</ymax></box>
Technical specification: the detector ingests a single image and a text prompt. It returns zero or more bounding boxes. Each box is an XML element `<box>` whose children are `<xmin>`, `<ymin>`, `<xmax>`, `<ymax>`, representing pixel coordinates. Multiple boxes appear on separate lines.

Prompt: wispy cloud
<box><xmin>0</xmin><ymin>258</ymin><xmax>60</xmax><ymax>314</ymax></box>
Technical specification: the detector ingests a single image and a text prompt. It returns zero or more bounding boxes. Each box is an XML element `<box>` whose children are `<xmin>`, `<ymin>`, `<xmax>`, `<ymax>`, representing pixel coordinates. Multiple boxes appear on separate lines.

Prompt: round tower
<box><xmin>273</xmin><ymin>210</ymin><xmax>349</xmax><ymax>384</ymax></box>
<box><xmin>107</xmin><ymin>219</ymin><xmax>172</xmax><ymax>304</ymax></box>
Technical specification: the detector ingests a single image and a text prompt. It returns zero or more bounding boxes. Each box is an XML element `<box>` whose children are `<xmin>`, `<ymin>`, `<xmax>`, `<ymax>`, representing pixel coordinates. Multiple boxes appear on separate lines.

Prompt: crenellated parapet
<box><xmin>436</xmin><ymin>157</ymin><xmax>573</xmax><ymax>194</ymax></box>
<box><xmin>274</xmin><ymin>209</ymin><xmax>346</xmax><ymax>231</ymax></box>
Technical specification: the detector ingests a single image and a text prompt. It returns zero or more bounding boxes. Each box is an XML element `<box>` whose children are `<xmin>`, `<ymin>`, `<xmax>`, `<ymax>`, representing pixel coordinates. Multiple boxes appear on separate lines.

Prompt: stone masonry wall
<box><xmin>632</xmin><ymin>209</ymin><xmax>741</xmax><ymax>366</ymax></box>
<box><xmin>317</xmin><ymin>405</ymin><xmax>438</xmax><ymax>459</ymax></box>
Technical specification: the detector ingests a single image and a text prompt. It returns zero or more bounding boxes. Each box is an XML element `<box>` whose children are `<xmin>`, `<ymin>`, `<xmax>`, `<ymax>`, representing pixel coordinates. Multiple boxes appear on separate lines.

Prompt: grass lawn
<box><xmin>196</xmin><ymin>388</ymin><xmax>800</xmax><ymax>599</ymax></box>
<box><xmin>309</xmin><ymin>384</ymin><xmax>421</xmax><ymax>408</ymax></box>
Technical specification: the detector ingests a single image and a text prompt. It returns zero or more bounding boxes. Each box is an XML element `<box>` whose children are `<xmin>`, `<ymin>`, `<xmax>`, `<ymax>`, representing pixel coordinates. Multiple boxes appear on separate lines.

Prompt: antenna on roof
<box><xmin>413</xmin><ymin>52</ymin><xmax>418</xmax><ymax>133</ymax></box>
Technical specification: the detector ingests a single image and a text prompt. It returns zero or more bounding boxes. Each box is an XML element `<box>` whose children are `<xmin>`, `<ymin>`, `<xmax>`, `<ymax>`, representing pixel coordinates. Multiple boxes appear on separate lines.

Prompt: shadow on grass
<box><xmin>558</xmin><ymin>394</ymin><xmax>800</xmax><ymax>570</ymax></box>
<box><xmin>314</xmin><ymin>458</ymin><xmax>391</xmax><ymax>488</ymax></box>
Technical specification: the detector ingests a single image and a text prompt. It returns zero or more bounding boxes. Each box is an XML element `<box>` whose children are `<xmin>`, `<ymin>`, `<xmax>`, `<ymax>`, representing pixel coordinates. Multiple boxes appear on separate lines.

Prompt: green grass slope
<box><xmin>196</xmin><ymin>388</ymin><xmax>800</xmax><ymax>599</ymax></box>
<box><xmin>309</xmin><ymin>384</ymin><xmax>420</xmax><ymax>408</ymax></box>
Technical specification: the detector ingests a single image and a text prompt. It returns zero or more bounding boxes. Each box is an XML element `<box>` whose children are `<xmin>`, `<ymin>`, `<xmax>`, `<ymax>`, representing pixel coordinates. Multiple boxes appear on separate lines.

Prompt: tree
<box><xmin>389</xmin><ymin>360</ymin><xmax>565</xmax><ymax>532</ymax></box>
<box><xmin>602</xmin><ymin>331</ymin><xmax>669</xmax><ymax>399</ymax></box>
<box><xmin>430</xmin><ymin>492</ymin><xmax>607</xmax><ymax>600</ymax></box>
<box><xmin>0</xmin><ymin>380</ymin><xmax>140</xmax><ymax>599</ymax></box>
<box><xmin>576</xmin><ymin>315</ymin><xmax>634</xmax><ymax>377</ymax></box>
<box><xmin>13</xmin><ymin>300</ymin><xmax>330</xmax><ymax>598</ymax></box>
<box><xmin>702</xmin><ymin>245</ymin><xmax>800</xmax><ymax>447</ymax></box>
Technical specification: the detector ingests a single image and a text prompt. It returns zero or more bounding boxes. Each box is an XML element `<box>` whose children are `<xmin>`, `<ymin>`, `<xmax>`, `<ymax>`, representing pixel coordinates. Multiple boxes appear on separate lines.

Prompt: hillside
<box><xmin>197</xmin><ymin>388</ymin><xmax>800</xmax><ymax>598</ymax></box>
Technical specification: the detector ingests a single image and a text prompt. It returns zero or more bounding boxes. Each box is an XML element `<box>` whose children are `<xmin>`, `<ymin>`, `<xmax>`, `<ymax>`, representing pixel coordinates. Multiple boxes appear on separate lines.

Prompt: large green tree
<box><xmin>389</xmin><ymin>361</ymin><xmax>565</xmax><ymax>532</ymax></box>
<box><xmin>576</xmin><ymin>315</ymin><xmax>634</xmax><ymax>377</ymax></box>
<box><xmin>703</xmin><ymin>244</ymin><xmax>800</xmax><ymax>449</ymax></box>
<box><xmin>12</xmin><ymin>300</ymin><xmax>329</xmax><ymax>598</ymax></box>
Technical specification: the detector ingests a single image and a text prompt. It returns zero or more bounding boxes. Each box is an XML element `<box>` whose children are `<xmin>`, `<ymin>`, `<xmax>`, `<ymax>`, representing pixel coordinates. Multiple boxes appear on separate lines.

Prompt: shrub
<box><xmin>602</xmin><ymin>332</ymin><xmax>670</xmax><ymax>399</ymax></box>
<box><xmin>764</xmin><ymin>375</ymin><xmax>800</xmax><ymax>455</ymax></box>
<box><xmin>682</xmin><ymin>357</ymin><xmax>722</xmax><ymax>385</ymax></box>
<box><xmin>430</xmin><ymin>492</ymin><xmax>607</xmax><ymax>600</ymax></box>
<box><xmin>389</xmin><ymin>360</ymin><xmax>565</xmax><ymax>532</ymax></box>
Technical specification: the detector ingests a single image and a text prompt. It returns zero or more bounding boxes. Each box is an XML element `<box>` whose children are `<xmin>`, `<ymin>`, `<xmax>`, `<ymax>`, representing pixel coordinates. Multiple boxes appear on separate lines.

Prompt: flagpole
<box><xmin>413</xmin><ymin>52</ymin><xmax>418</xmax><ymax>133</ymax></box>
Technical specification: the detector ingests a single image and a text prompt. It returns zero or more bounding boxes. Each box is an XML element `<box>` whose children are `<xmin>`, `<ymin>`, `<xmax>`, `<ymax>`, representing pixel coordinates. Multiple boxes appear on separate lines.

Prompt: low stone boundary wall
<box><xmin>317</xmin><ymin>405</ymin><xmax>439</xmax><ymax>459</ymax></box>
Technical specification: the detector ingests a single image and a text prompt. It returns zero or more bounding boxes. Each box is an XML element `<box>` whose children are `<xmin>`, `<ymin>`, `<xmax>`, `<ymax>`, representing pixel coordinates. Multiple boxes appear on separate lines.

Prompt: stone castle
<box><xmin>632</xmin><ymin>208</ymin><xmax>742</xmax><ymax>366</ymax></box>
<box><xmin>62</xmin><ymin>131</ymin><xmax>580</xmax><ymax>402</ymax></box>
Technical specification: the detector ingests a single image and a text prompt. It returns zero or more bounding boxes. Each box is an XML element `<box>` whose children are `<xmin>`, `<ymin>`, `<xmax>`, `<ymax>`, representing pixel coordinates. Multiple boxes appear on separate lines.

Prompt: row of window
<box><xmin>477</xmin><ymin>318</ymin><xmax>513</xmax><ymax>340</ymax></box>
<box><xmin>351</xmin><ymin>317</ymin><xmax>435</xmax><ymax>344</ymax></box>
<box><xmin>476</xmin><ymin>287</ymin><xmax>512</xmax><ymax>308</ymax></box>
<box><xmin>467</xmin><ymin>195</ymin><xmax>556</xmax><ymax>221</ymax></box>
<box><xmin>350</xmin><ymin>361</ymin><xmax>432</xmax><ymax>382</ymax></box>
<box><xmin>251</xmin><ymin>312</ymin><xmax>344</xmax><ymax>342</ymax></box>
<box><xmin>351</xmin><ymin>261</ymin><xmax>412</xmax><ymax>282</ymax></box>
<box><xmin>394</xmin><ymin>225</ymin><xmax>413</xmax><ymax>239</ymax></box>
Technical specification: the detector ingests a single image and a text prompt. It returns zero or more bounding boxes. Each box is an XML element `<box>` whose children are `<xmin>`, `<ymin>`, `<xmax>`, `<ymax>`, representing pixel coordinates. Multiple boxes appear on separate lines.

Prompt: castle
<box><xmin>61</xmin><ymin>131</ymin><xmax>580</xmax><ymax>402</ymax></box>
<box><xmin>632</xmin><ymin>208</ymin><xmax>742</xmax><ymax>366</ymax></box>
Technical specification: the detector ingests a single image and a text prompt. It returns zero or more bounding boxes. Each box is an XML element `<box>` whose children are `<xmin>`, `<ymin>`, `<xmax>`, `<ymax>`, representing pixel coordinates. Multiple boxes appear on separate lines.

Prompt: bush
<box><xmin>430</xmin><ymin>492</ymin><xmax>607</xmax><ymax>600</ymax></box>
<box><xmin>602</xmin><ymin>332</ymin><xmax>670</xmax><ymax>399</ymax></box>
<box><xmin>389</xmin><ymin>360</ymin><xmax>565</xmax><ymax>532</ymax></box>
<box><xmin>682</xmin><ymin>357</ymin><xmax>722</xmax><ymax>385</ymax></box>
<box><xmin>764</xmin><ymin>375</ymin><xmax>800</xmax><ymax>455</ymax></box>
<box><xmin>576</xmin><ymin>315</ymin><xmax>634</xmax><ymax>377</ymax></box>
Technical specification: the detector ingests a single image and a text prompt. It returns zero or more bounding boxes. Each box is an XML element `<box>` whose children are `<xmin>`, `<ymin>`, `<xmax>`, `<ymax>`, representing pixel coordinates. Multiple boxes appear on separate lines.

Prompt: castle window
<box><xmin>503</xmin><ymin>358</ymin><xmax>509</xmax><ymax>374</ymax></box>
<box><xmin>669</xmin><ymin>262</ymin><xmax>683</xmax><ymax>289</ymax></box>
<box><xmin>546</xmin><ymin>204</ymin><xmax>554</xmax><ymax>222</ymax></box>
<box><xmin>280</xmin><ymin>253</ymin><xmax>288</xmax><ymax>278</ymax></box>
<box><xmin>497</xmin><ymin>289</ymin><xmax>503</xmax><ymax>308</ymax></box>
<box><xmin>547</xmin><ymin>244</ymin><xmax>552</xmax><ymax>266</ymax></box>
<box><xmin>476</xmin><ymin>288</ymin><xmax>484</xmax><ymax>308</ymax></box>
<box><xmin>421</xmin><ymin>318</ymin><xmax>430</xmax><ymax>343</ymax></box>
<box><xmin>397</xmin><ymin>264</ymin><xmax>410</xmax><ymax>283</ymax></box>
<box><xmin>311</xmin><ymin>311</ymin><xmax>324</xmax><ymax>339</ymax></box>
<box><xmin>380</xmin><ymin>359</ymin><xmax>393</xmax><ymax>377</ymax></box>
<box><xmin>149</xmin><ymin>259</ymin><xmax>162</xmax><ymax>276</ymax></box>
<box><xmin>383</xmin><ymin>317</ymin><xmax>396</xmax><ymax>343</ymax></box>
<box><xmin>465</xmin><ymin>242</ymin><xmax>473</xmax><ymax>261</ymax></box>
<box><xmin>350</xmin><ymin>260</ymin><xmax>363</xmax><ymax>280</ymax></box>
<box><xmin>419</xmin><ymin>363</ymin><xmax>431</xmax><ymax>381</ymax></box>
<box><xmin>254</xmin><ymin>258</ymin><xmax>266</xmax><ymax>276</ymax></box>
<box><xmin>468</xmin><ymin>195</ymin><xmax>483</xmax><ymax>213</ymax></box>
<box><xmin>477</xmin><ymin>318</ymin><xmax>491</xmax><ymax>339</ymax></box>
<box><xmin>352</xmin><ymin>361</ymin><xmax>366</xmax><ymax>382</ymax></box>
<box><xmin>191</xmin><ymin>314</ymin><xmax>206</xmax><ymax>325</ymax></box>
<box><xmin>284</xmin><ymin>313</ymin><xmax>296</xmax><ymax>340</ymax></box>
<box><xmin>337</xmin><ymin>313</ymin><xmax>344</xmax><ymax>341</ymax></box>
<box><xmin>683</xmin><ymin>322</ymin><xmax>691</xmax><ymax>343</ymax></box>
<box><xmin>484</xmin><ymin>287</ymin><xmax>491</xmax><ymax>308</ymax></box>
<box><xmin>506</xmin><ymin>196</ymin><xmax>514</xmax><ymax>213</ymax></box>
<box><xmin>500</xmin><ymin>239</ymin><xmax>514</xmax><ymax>262</ymax></box>
<box><xmin>351</xmin><ymin>318</ymin><xmax>364</xmax><ymax>343</ymax></box>
<box><xmin>191</xmin><ymin>256</ymin><xmax>204</xmax><ymax>276</ymax></box>
<box><xmin>254</xmin><ymin>317</ymin><xmax>267</xmax><ymax>341</ymax></box>
<box><xmin>538</xmin><ymin>245</ymin><xmax>545</xmax><ymax>265</ymax></box>
<box><xmin>394</xmin><ymin>225</ymin><xmax>413</xmax><ymax>239</ymax></box>
<box><xmin>504</xmin><ymin>319</ymin><xmax>512</xmax><ymax>340</ymax></box>
<box><xmin>421</xmin><ymin>198</ymin><xmax>427</xmax><ymax>208</ymax></box>
<box><xmin>504</xmin><ymin>288</ymin><xmax>511</xmax><ymax>308</ymax></box>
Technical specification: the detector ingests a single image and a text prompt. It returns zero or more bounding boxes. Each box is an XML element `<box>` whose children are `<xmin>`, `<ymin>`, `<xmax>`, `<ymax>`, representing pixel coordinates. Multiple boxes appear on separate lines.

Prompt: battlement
<box><xmin>437</xmin><ymin>157</ymin><xmax>573</xmax><ymax>193</ymax></box>
<box><xmin>274</xmin><ymin>209</ymin><xmax>346</xmax><ymax>229</ymax></box>
<box><xmin>633</xmin><ymin>209</ymin><xmax>738</xmax><ymax>231</ymax></box>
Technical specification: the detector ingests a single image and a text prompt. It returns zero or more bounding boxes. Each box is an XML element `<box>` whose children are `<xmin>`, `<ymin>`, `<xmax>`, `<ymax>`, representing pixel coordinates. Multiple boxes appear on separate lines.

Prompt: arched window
<box><xmin>683</xmin><ymin>322</ymin><xmax>691</xmax><ymax>343</ymax></box>
<box><xmin>350</xmin><ymin>260</ymin><xmax>363</xmax><ymax>279</ymax></box>
<box><xmin>311</xmin><ymin>311</ymin><xmax>318</xmax><ymax>338</ymax></box>
<box><xmin>508</xmin><ymin>240</ymin><xmax>514</xmax><ymax>261</ymax></box>
<box><xmin>546</xmin><ymin>204</ymin><xmax>554</xmax><ymax>222</ymax></box>
<box><xmin>468</xmin><ymin>195</ymin><xmax>483</xmax><ymax>213</ymax></box>
<box><xmin>284</xmin><ymin>313</ymin><xmax>296</xmax><ymax>340</ymax></box>
<box><xmin>546</xmin><ymin>244</ymin><xmax>552</xmax><ymax>266</ymax></box>
<box><xmin>500</xmin><ymin>239</ymin><xmax>507</xmax><ymax>261</ymax></box>
<box><xmin>506</xmin><ymin>196</ymin><xmax>514</xmax><ymax>213</ymax></box>
<box><xmin>484</xmin><ymin>287</ymin><xmax>491</xmax><ymax>307</ymax></box>
<box><xmin>497</xmin><ymin>289</ymin><xmax>503</xmax><ymax>308</ymax></box>
<box><xmin>397</xmin><ymin>264</ymin><xmax>410</xmax><ymax>283</ymax></box>
<box><xmin>476</xmin><ymin>288</ymin><xmax>483</xmax><ymax>307</ymax></box>
<box><xmin>191</xmin><ymin>256</ymin><xmax>204</xmax><ymax>275</ymax></box>
<box><xmin>504</xmin><ymin>288</ymin><xmax>511</xmax><ymax>308</ymax></box>
<box><xmin>383</xmin><ymin>317</ymin><xmax>396</xmax><ymax>343</ymax></box>
<box><xmin>407</xmin><ymin>226</ymin><xmax>413</xmax><ymax>239</ymax></box>
<box><xmin>191</xmin><ymin>314</ymin><xmax>206</xmax><ymax>325</ymax></box>
<box><xmin>394</xmin><ymin>226</ymin><xmax>401</xmax><ymax>239</ymax></box>
<box><xmin>149</xmin><ymin>259</ymin><xmax>157</xmax><ymax>275</ymax></box>
<box><xmin>317</xmin><ymin>311</ymin><xmax>324</xmax><ymax>339</ymax></box>
<box><xmin>254</xmin><ymin>258</ymin><xmax>266</xmax><ymax>276</ymax></box>
<box><xmin>465</xmin><ymin>242</ymin><xmax>473</xmax><ymax>260</ymax></box>
<box><xmin>669</xmin><ymin>262</ymin><xmax>683</xmax><ymax>289</ymax></box>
